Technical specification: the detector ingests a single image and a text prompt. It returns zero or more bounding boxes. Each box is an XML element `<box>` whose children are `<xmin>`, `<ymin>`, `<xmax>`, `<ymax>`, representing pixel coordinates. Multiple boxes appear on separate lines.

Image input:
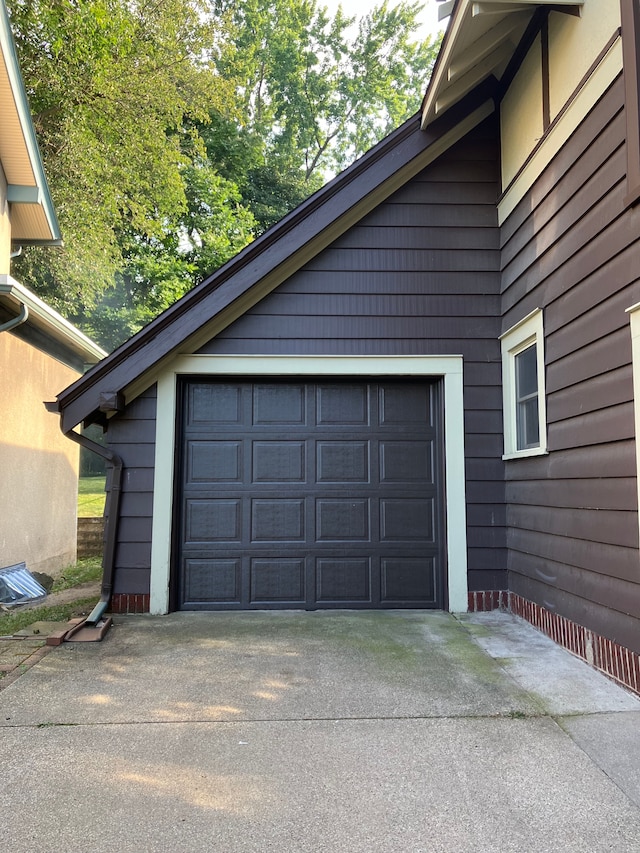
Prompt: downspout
<box><xmin>63</xmin><ymin>427</ymin><xmax>123</xmax><ymax>626</ymax></box>
<box><xmin>0</xmin><ymin>299</ymin><xmax>28</xmax><ymax>332</ymax></box>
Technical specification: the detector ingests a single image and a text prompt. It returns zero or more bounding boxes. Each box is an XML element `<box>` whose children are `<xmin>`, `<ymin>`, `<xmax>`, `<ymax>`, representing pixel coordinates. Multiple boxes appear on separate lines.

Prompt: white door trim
<box><xmin>150</xmin><ymin>354</ymin><xmax>468</xmax><ymax>614</ymax></box>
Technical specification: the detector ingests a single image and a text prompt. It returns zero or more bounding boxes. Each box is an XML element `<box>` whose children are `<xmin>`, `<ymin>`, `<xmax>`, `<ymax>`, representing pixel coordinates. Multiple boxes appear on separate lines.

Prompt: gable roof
<box><xmin>0</xmin><ymin>0</ymin><xmax>61</xmax><ymax>244</ymax></box>
<box><xmin>56</xmin><ymin>1</ymin><xmax>586</xmax><ymax>432</ymax></box>
<box><xmin>57</xmin><ymin>87</ymin><xmax>496</xmax><ymax>432</ymax></box>
<box><xmin>423</xmin><ymin>0</ymin><xmax>584</xmax><ymax>128</ymax></box>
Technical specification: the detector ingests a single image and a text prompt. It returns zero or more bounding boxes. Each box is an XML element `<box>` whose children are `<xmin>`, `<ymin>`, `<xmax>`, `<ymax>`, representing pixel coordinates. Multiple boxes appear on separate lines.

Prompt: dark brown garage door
<box><xmin>176</xmin><ymin>379</ymin><xmax>444</xmax><ymax>610</ymax></box>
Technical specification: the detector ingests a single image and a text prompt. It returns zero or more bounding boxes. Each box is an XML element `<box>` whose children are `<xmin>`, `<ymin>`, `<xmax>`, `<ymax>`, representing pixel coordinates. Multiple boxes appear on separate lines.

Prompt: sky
<box><xmin>321</xmin><ymin>0</ymin><xmax>445</xmax><ymax>38</ymax></box>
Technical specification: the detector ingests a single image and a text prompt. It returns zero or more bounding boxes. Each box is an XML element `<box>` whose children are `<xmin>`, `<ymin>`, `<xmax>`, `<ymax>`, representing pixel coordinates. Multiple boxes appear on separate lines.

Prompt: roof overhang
<box><xmin>0</xmin><ymin>275</ymin><xmax>106</xmax><ymax>367</ymax></box>
<box><xmin>0</xmin><ymin>0</ymin><xmax>61</xmax><ymax>244</ymax></box>
<box><xmin>56</xmin><ymin>89</ymin><xmax>497</xmax><ymax>432</ymax></box>
<box><xmin>423</xmin><ymin>0</ymin><xmax>585</xmax><ymax>128</ymax></box>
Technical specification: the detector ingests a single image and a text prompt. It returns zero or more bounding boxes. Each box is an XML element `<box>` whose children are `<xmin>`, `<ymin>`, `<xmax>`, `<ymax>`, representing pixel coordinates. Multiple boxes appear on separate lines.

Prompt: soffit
<box><xmin>423</xmin><ymin>0</ymin><xmax>584</xmax><ymax>127</ymax></box>
<box><xmin>0</xmin><ymin>0</ymin><xmax>60</xmax><ymax>243</ymax></box>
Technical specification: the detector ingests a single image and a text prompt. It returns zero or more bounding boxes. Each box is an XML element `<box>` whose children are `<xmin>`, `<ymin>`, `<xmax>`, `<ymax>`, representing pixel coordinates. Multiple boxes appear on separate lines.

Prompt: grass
<box><xmin>53</xmin><ymin>556</ymin><xmax>102</xmax><ymax>591</ymax></box>
<box><xmin>0</xmin><ymin>558</ymin><xmax>102</xmax><ymax>638</ymax></box>
<box><xmin>78</xmin><ymin>475</ymin><xmax>106</xmax><ymax>517</ymax></box>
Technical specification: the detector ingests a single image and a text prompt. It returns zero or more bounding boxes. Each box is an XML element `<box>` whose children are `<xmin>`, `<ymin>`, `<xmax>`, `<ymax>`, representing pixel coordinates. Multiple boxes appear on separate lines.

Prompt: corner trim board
<box><xmin>149</xmin><ymin>355</ymin><xmax>469</xmax><ymax>615</ymax></box>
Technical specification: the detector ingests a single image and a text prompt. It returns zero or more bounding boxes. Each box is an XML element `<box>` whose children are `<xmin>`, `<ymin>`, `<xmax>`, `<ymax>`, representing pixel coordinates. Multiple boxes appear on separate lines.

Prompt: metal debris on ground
<box><xmin>0</xmin><ymin>563</ymin><xmax>47</xmax><ymax>608</ymax></box>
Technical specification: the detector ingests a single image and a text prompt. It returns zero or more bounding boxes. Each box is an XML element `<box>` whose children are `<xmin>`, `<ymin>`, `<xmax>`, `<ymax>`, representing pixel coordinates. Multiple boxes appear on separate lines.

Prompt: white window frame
<box><xmin>500</xmin><ymin>309</ymin><xmax>548</xmax><ymax>460</ymax></box>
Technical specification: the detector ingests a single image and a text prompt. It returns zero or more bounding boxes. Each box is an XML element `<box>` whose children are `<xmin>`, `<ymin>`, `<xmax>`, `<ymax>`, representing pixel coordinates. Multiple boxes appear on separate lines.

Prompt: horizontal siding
<box><xmin>501</xmin><ymin>72</ymin><xmax>640</xmax><ymax>649</ymax></box>
<box><xmin>201</xmin><ymin>116</ymin><xmax>505</xmax><ymax>593</ymax></box>
<box><xmin>106</xmin><ymin>385</ymin><xmax>157</xmax><ymax>596</ymax></box>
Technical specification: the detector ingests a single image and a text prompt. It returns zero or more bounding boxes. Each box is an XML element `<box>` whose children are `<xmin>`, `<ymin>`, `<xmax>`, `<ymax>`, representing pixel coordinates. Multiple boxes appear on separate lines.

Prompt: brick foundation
<box><xmin>110</xmin><ymin>593</ymin><xmax>150</xmax><ymax>614</ymax></box>
<box><xmin>509</xmin><ymin>592</ymin><xmax>640</xmax><ymax>696</ymax></box>
<box><xmin>467</xmin><ymin>590</ymin><xmax>509</xmax><ymax>612</ymax></box>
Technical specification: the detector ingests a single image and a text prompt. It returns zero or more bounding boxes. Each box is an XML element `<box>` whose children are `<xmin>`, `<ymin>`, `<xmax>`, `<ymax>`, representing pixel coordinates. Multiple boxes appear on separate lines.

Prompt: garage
<box><xmin>176</xmin><ymin>378</ymin><xmax>445</xmax><ymax>610</ymax></box>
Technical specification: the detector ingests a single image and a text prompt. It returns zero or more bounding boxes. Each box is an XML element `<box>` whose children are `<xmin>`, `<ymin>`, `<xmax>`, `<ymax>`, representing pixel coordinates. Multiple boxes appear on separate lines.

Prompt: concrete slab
<box><xmin>1</xmin><ymin>610</ymin><xmax>639</xmax><ymax>852</ymax></box>
<box><xmin>458</xmin><ymin>612</ymin><xmax>640</xmax><ymax>715</ymax></box>
<box><xmin>560</xmin><ymin>711</ymin><xmax>640</xmax><ymax>809</ymax></box>
<box><xmin>0</xmin><ymin>611</ymin><xmax>541</xmax><ymax>726</ymax></box>
<box><xmin>2</xmin><ymin>716</ymin><xmax>640</xmax><ymax>853</ymax></box>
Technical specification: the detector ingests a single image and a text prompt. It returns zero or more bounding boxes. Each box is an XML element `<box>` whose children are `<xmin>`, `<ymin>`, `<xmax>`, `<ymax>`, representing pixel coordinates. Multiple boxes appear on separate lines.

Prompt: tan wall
<box><xmin>548</xmin><ymin>0</ymin><xmax>621</xmax><ymax>122</ymax></box>
<box><xmin>0</xmin><ymin>332</ymin><xmax>81</xmax><ymax>575</ymax></box>
<box><xmin>500</xmin><ymin>1</ymin><xmax>622</xmax><ymax>211</ymax></box>
<box><xmin>0</xmin><ymin>165</ymin><xmax>10</xmax><ymax>275</ymax></box>
<box><xmin>500</xmin><ymin>34</ymin><xmax>544</xmax><ymax>188</ymax></box>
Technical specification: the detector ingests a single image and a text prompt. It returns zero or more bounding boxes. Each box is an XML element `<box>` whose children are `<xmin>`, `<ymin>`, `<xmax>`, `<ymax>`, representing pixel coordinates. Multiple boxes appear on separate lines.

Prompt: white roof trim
<box><xmin>0</xmin><ymin>275</ymin><xmax>106</xmax><ymax>362</ymax></box>
<box><xmin>425</xmin><ymin>0</ymin><xmax>585</xmax><ymax>128</ymax></box>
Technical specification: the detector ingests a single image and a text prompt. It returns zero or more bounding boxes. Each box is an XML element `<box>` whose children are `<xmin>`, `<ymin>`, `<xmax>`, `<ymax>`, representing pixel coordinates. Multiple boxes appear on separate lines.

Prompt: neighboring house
<box><xmin>56</xmin><ymin>0</ymin><xmax>640</xmax><ymax>692</ymax></box>
<box><xmin>0</xmin><ymin>0</ymin><xmax>105</xmax><ymax>575</ymax></box>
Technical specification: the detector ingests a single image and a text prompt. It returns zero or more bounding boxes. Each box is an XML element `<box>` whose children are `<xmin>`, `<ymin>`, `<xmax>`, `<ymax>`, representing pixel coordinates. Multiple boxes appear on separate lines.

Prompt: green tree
<box><xmin>209</xmin><ymin>0</ymin><xmax>440</xmax><ymax>226</ymax></box>
<box><xmin>7</xmin><ymin>0</ymin><xmax>233</xmax><ymax>315</ymax></box>
<box><xmin>8</xmin><ymin>0</ymin><xmax>440</xmax><ymax>349</ymax></box>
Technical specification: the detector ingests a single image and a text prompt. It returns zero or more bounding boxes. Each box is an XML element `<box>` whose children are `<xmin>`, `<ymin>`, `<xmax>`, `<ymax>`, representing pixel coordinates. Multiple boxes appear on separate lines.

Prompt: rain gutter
<box><xmin>0</xmin><ymin>298</ymin><xmax>28</xmax><ymax>331</ymax></box>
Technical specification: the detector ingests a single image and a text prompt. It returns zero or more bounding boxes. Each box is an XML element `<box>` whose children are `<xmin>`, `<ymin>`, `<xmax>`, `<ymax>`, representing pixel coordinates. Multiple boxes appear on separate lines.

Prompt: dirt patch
<box><xmin>17</xmin><ymin>581</ymin><xmax>101</xmax><ymax>611</ymax></box>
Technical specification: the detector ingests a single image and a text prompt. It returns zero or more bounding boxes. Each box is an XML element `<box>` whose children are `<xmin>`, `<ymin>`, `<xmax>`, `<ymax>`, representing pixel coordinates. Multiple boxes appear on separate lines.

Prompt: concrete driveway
<box><xmin>1</xmin><ymin>610</ymin><xmax>640</xmax><ymax>852</ymax></box>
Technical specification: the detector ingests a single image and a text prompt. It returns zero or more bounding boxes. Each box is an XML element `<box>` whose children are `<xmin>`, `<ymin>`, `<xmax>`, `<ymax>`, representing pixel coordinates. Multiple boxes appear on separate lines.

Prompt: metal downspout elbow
<box><xmin>0</xmin><ymin>300</ymin><xmax>28</xmax><ymax>332</ymax></box>
<box><xmin>63</xmin><ymin>426</ymin><xmax>123</xmax><ymax>626</ymax></box>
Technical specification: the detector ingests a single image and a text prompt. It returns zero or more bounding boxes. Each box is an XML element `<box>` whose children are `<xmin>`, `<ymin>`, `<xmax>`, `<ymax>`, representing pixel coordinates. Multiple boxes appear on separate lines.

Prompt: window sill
<box><xmin>502</xmin><ymin>447</ymin><xmax>549</xmax><ymax>461</ymax></box>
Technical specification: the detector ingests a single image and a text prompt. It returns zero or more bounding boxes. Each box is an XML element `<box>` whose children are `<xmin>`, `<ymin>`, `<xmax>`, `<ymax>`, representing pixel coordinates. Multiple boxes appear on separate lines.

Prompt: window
<box><xmin>500</xmin><ymin>309</ymin><xmax>547</xmax><ymax>459</ymax></box>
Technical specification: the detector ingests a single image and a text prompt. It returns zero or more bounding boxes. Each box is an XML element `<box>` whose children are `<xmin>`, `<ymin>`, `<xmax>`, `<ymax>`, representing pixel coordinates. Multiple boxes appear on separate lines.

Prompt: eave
<box><xmin>0</xmin><ymin>0</ymin><xmax>61</xmax><ymax>244</ymax></box>
<box><xmin>56</xmin><ymin>87</ymin><xmax>497</xmax><ymax>433</ymax></box>
<box><xmin>423</xmin><ymin>0</ymin><xmax>585</xmax><ymax>128</ymax></box>
<box><xmin>0</xmin><ymin>275</ymin><xmax>106</xmax><ymax>368</ymax></box>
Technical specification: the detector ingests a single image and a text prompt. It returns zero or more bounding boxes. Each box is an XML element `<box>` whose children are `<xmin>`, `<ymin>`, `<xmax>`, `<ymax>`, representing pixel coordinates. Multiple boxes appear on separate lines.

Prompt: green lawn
<box><xmin>78</xmin><ymin>475</ymin><xmax>106</xmax><ymax>517</ymax></box>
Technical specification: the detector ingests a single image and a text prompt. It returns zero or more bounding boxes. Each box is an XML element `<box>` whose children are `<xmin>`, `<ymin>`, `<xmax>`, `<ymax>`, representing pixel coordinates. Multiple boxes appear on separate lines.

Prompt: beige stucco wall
<box><xmin>0</xmin><ymin>165</ymin><xmax>10</xmax><ymax>275</ymax></box>
<box><xmin>0</xmin><ymin>332</ymin><xmax>80</xmax><ymax>576</ymax></box>
<box><xmin>500</xmin><ymin>34</ymin><xmax>544</xmax><ymax>188</ymax></box>
<box><xmin>500</xmin><ymin>1</ymin><xmax>623</xmax><ymax>204</ymax></box>
<box><xmin>548</xmin><ymin>0</ymin><xmax>621</xmax><ymax>122</ymax></box>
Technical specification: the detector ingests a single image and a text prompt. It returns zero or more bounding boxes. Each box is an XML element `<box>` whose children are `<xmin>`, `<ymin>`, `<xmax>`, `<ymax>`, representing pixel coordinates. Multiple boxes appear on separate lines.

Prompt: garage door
<box><xmin>176</xmin><ymin>379</ymin><xmax>444</xmax><ymax>609</ymax></box>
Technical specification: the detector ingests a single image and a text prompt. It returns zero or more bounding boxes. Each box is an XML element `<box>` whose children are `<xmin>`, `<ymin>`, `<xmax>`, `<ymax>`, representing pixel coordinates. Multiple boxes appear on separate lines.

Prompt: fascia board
<box><xmin>0</xmin><ymin>0</ymin><xmax>61</xmax><ymax>242</ymax></box>
<box><xmin>57</xmin><ymin>94</ymin><xmax>496</xmax><ymax>432</ymax></box>
<box><xmin>0</xmin><ymin>275</ymin><xmax>106</xmax><ymax>362</ymax></box>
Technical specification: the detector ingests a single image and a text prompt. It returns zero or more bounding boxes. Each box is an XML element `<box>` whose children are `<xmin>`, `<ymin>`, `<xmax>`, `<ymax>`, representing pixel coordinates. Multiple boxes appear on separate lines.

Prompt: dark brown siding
<box><xmin>200</xmin><ymin>117</ymin><xmax>505</xmax><ymax>592</ymax></box>
<box><xmin>501</xmin><ymin>73</ymin><xmax>640</xmax><ymax>653</ymax></box>
<box><xmin>106</xmin><ymin>386</ymin><xmax>157</xmax><ymax>595</ymax></box>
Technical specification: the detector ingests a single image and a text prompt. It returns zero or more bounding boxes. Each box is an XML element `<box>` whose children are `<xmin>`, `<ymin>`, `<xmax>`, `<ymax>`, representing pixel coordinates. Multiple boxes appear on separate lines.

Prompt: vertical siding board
<box><xmin>503</xmin><ymin>77</ymin><xmax>640</xmax><ymax>650</ymax></box>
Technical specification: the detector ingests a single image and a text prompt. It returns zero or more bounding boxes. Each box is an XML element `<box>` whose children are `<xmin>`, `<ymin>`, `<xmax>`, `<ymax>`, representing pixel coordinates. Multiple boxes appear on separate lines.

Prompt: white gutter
<box><xmin>0</xmin><ymin>275</ymin><xmax>107</xmax><ymax>363</ymax></box>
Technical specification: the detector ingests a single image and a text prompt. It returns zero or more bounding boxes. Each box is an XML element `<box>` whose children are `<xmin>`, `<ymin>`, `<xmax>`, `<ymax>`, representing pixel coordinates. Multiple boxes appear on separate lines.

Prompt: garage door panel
<box><xmin>381</xmin><ymin>557</ymin><xmax>437</xmax><ymax>604</ymax></box>
<box><xmin>316</xmin><ymin>384</ymin><xmax>370</xmax><ymax>425</ymax></box>
<box><xmin>317</xmin><ymin>441</ymin><xmax>370</xmax><ymax>482</ymax></box>
<box><xmin>316</xmin><ymin>558</ymin><xmax>371</xmax><ymax>603</ymax></box>
<box><xmin>379</xmin><ymin>384</ymin><xmax>432</xmax><ymax>426</ymax></box>
<box><xmin>190</xmin><ymin>383</ymin><xmax>242</xmax><ymax>425</ymax></box>
<box><xmin>178</xmin><ymin>380</ymin><xmax>444</xmax><ymax>610</ymax></box>
<box><xmin>250</xmin><ymin>558</ymin><xmax>306</xmax><ymax>603</ymax></box>
<box><xmin>380</xmin><ymin>498</ymin><xmax>434</xmax><ymax>541</ymax></box>
<box><xmin>184</xmin><ymin>558</ymin><xmax>240</xmax><ymax>603</ymax></box>
<box><xmin>380</xmin><ymin>440</ymin><xmax>433</xmax><ymax>483</ymax></box>
<box><xmin>252</xmin><ymin>441</ymin><xmax>306</xmax><ymax>483</ymax></box>
<box><xmin>253</xmin><ymin>384</ymin><xmax>306</xmax><ymax>425</ymax></box>
<box><xmin>250</xmin><ymin>499</ymin><xmax>306</xmax><ymax>542</ymax></box>
<box><xmin>316</xmin><ymin>498</ymin><xmax>370</xmax><ymax>541</ymax></box>
<box><xmin>187</xmin><ymin>441</ymin><xmax>242</xmax><ymax>483</ymax></box>
<box><xmin>185</xmin><ymin>499</ymin><xmax>242</xmax><ymax>542</ymax></box>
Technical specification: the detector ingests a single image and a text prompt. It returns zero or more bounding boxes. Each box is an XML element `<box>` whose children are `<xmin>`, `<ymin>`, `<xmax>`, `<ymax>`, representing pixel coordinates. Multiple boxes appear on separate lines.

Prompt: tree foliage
<box><xmin>8</xmin><ymin>0</ymin><xmax>440</xmax><ymax>349</ymax></box>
